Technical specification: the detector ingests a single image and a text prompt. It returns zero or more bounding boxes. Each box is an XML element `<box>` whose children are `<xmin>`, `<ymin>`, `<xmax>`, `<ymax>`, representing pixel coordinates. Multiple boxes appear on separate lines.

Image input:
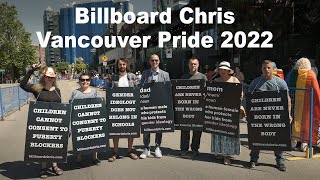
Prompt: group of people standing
<box><xmin>20</xmin><ymin>53</ymin><xmax>319</xmax><ymax>178</ymax></box>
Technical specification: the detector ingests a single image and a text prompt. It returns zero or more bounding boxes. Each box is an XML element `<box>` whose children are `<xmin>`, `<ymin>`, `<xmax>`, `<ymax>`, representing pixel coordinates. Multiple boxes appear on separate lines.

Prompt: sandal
<box><xmin>108</xmin><ymin>152</ymin><xmax>119</xmax><ymax>162</ymax></box>
<box><xmin>52</xmin><ymin>166</ymin><xmax>63</xmax><ymax>176</ymax></box>
<box><xmin>92</xmin><ymin>158</ymin><xmax>101</xmax><ymax>166</ymax></box>
<box><xmin>40</xmin><ymin>168</ymin><xmax>48</xmax><ymax>179</ymax></box>
<box><xmin>128</xmin><ymin>151</ymin><xmax>139</xmax><ymax>160</ymax></box>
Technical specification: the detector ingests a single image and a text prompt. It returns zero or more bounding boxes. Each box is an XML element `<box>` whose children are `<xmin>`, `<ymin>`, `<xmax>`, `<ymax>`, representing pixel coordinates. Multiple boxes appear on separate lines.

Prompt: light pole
<box><xmin>160</xmin><ymin>0</ymin><xmax>167</xmax><ymax>70</ymax></box>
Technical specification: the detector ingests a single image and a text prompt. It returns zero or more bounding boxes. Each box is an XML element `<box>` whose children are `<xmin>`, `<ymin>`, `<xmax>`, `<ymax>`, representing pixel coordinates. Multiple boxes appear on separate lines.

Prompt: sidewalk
<box><xmin>0</xmin><ymin>80</ymin><xmax>319</xmax><ymax>179</ymax></box>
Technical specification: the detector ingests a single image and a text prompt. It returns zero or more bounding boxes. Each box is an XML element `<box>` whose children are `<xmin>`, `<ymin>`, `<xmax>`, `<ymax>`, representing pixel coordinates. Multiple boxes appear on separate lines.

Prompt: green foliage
<box><xmin>88</xmin><ymin>60</ymin><xmax>99</xmax><ymax>71</ymax></box>
<box><xmin>0</xmin><ymin>3</ymin><xmax>36</xmax><ymax>80</ymax></box>
<box><xmin>75</xmin><ymin>57</ymin><xmax>87</xmax><ymax>73</ymax></box>
<box><xmin>56</xmin><ymin>61</ymin><xmax>69</xmax><ymax>73</ymax></box>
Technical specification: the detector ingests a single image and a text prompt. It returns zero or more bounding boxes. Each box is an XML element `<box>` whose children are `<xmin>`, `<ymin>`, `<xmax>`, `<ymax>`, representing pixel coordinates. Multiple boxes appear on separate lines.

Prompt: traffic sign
<box><xmin>102</xmin><ymin>56</ymin><xmax>108</xmax><ymax>62</ymax></box>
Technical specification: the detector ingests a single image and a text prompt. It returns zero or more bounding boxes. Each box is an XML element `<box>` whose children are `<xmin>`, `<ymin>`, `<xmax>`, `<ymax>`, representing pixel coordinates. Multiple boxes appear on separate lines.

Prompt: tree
<box><xmin>75</xmin><ymin>57</ymin><xmax>87</xmax><ymax>73</ymax></box>
<box><xmin>0</xmin><ymin>3</ymin><xmax>36</xmax><ymax>81</ymax></box>
<box><xmin>56</xmin><ymin>61</ymin><xmax>69</xmax><ymax>73</ymax></box>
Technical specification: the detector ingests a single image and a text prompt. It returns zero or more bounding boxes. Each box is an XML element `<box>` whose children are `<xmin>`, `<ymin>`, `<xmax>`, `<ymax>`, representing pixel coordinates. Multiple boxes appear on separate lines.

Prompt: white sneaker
<box><xmin>154</xmin><ymin>147</ymin><xmax>162</xmax><ymax>158</ymax></box>
<box><xmin>301</xmin><ymin>143</ymin><xmax>308</xmax><ymax>152</ymax></box>
<box><xmin>140</xmin><ymin>148</ymin><xmax>151</xmax><ymax>159</ymax></box>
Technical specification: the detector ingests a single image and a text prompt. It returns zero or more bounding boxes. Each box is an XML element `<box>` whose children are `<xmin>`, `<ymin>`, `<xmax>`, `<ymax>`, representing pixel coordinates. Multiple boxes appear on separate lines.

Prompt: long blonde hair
<box><xmin>293</xmin><ymin>58</ymin><xmax>311</xmax><ymax>70</ymax></box>
<box><xmin>31</xmin><ymin>67</ymin><xmax>58</xmax><ymax>93</ymax></box>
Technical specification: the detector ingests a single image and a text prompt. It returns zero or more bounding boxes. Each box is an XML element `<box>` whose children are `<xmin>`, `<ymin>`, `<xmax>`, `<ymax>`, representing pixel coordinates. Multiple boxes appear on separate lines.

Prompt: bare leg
<box><xmin>128</xmin><ymin>137</ymin><xmax>134</xmax><ymax>152</ymax></box>
<box><xmin>113</xmin><ymin>138</ymin><xmax>119</xmax><ymax>153</ymax></box>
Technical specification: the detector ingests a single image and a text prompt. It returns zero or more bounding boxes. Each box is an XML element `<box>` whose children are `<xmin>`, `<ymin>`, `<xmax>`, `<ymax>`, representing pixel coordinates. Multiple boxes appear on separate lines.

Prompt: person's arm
<box><xmin>20</xmin><ymin>64</ymin><xmax>40</xmax><ymax>92</ymax></box>
<box><xmin>139</xmin><ymin>71</ymin><xmax>147</xmax><ymax>85</ymax></box>
<box><xmin>165</xmin><ymin>72</ymin><xmax>170</xmax><ymax>81</ymax></box>
<box><xmin>239</xmin><ymin>72</ymin><xmax>245</xmax><ymax>81</ymax></box>
<box><xmin>288</xmin><ymin>94</ymin><xmax>292</xmax><ymax>123</ymax></box>
<box><xmin>93</xmin><ymin>88</ymin><xmax>99</xmax><ymax>98</ymax></box>
<box><xmin>69</xmin><ymin>90</ymin><xmax>76</xmax><ymax>102</ymax></box>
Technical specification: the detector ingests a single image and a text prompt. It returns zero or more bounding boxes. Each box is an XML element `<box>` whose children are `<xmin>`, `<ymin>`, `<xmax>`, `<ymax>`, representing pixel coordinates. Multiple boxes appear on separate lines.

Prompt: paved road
<box><xmin>0</xmin><ymin>80</ymin><xmax>319</xmax><ymax>180</ymax></box>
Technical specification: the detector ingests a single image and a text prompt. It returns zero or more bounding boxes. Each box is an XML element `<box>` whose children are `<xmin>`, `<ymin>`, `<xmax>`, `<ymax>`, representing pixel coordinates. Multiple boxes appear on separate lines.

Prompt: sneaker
<box><xmin>140</xmin><ymin>148</ymin><xmax>151</xmax><ymax>159</ymax></box>
<box><xmin>301</xmin><ymin>143</ymin><xmax>308</xmax><ymax>152</ymax></box>
<box><xmin>277</xmin><ymin>164</ymin><xmax>286</xmax><ymax>172</ymax></box>
<box><xmin>249</xmin><ymin>161</ymin><xmax>256</xmax><ymax>169</ymax></box>
<box><xmin>179</xmin><ymin>150</ymin><xmax>188</xmax><ymax>156</ymax></box>
<box><xmin>192</xmin><ymin>150</ymin><xmax>200</xmax><ymax>156</ymax></box>
<box><xmin>223</xmin><ymin>157</ymin><xmax>231</xmax><ymax>165</ymax></box>
<box><xmin>154</xmin><ymin>147</ymin><xmax>163</xmax><ymax>158</ymax></box>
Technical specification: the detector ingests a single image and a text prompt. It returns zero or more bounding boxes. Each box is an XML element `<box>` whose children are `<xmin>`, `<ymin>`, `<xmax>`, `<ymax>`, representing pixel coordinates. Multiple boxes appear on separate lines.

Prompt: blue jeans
<box><xmin>250</xmin><ymin>150</ymin><xmax>284</xmax><ymax>165</ymax></box>
<box><xmin>143</xmin><ymin>133</ymin><xmax>162</xmax><ymax>149</ymax></box>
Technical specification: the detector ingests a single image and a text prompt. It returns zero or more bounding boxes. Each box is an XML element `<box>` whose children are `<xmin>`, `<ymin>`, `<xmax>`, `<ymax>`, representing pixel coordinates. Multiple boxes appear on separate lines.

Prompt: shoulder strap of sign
<box><xmin>35</xmin><ymin>90</ymin><xmax>42</xmax><ymax>103</ymax></box>
<box><xmin>251</xmin><ymin>76</ymin><xmax>263</xmax><ymax>94</ymax></box>
<box><xmin>54</xmin><ymin>89</ymin><xmax>62</xmax><ymax>100</ymax></box>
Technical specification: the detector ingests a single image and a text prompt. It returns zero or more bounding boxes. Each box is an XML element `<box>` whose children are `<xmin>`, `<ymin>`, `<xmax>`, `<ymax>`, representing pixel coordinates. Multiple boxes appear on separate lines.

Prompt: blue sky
<box><xmin>0</xmin><ymin>0</ymin><xmax>152</xmax><ymax>44</ymax></box>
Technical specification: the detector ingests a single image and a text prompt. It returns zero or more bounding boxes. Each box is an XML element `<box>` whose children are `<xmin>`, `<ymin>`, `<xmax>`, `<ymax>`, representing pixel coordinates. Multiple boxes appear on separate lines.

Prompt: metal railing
<box><xmin>0</xmin><ymin>85</ymin><xmax>30</xmax><ymax>121</ymax></box>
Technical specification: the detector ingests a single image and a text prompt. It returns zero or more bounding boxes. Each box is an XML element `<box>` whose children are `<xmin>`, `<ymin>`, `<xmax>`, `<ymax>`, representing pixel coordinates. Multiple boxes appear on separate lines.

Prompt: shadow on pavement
<box><xmin>0</xmin><ymin>161</ymin><xmax>39</xmax><ymax>179</ymax></box>
<box><xmin>133</xmin><ymin>145</ymin><xmax>262</xmax><ymax>170</ymax></box>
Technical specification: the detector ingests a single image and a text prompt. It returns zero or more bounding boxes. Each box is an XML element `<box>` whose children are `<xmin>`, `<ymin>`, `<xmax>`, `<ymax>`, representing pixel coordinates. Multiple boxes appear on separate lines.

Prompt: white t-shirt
<box><xmin>118</xmin><ymin>74</ymin><xmax>129</xmax><ymax>87</ymax></box>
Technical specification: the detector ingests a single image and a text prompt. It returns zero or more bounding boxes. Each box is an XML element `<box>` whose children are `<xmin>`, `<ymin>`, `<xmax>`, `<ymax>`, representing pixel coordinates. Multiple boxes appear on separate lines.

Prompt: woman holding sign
<box><xmin>70</xmin><ymin>73</ymin><xmax>101</xmax><ymax>166</ymax></box>
<box><xmin>211</xmin><ymin>61</ymin><xmax>241</xmax><ymax>165</ymax></box>
<box><xmin>20</xmin><ymin>64</ymin><xmax>63</xmax><ymax>178</ymax></box>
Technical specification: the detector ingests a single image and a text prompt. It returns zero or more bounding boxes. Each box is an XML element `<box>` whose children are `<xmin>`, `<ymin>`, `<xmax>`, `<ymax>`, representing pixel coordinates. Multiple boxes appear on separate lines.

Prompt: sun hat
<box><xmin>217</xmin><ymin>61</ymin><xmax>234</xmax><ymax>74</ymax></box>
<box><xmin>43</xmin><ymin>67</ymin><xmax>56</xmax><ymax>77</ymax></box>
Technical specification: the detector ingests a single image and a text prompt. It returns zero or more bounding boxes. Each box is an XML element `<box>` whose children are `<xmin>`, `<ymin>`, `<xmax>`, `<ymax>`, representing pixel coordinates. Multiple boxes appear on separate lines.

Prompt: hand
<box><xmin>289</xmin><ymin>115</ymin><xmax>293</xmax><ymax>124</ymax></box>
<box><xmin>32</xmin><ymin>63</ymin><xmax>41</xmax><ymax>69</ymax></box>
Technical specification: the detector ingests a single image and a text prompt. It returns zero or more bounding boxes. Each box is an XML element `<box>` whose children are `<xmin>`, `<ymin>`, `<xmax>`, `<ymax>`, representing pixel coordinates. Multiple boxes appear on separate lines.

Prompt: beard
<box><xmin>119</xmin><ymin>67</ymin><xmax>126</xmax><ymax>72</ymax></box>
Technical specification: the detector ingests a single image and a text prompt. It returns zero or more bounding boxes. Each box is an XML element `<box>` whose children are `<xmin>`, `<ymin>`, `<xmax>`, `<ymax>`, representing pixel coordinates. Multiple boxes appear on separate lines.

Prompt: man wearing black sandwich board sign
<box><xmin>139</xmin><ymin>54</ymin><xmax>174</xmax><ymax>159</ymax></box>
<box><xmin>172</xmin><ymin>57</ymin><xmax>207</xmax><ymax>156</ymax></box>
<box><xmin>106</xmin><ymin>58</ymin><xmax>140</xmax><ymax>162</ymax></box>
<box><xmin>25</xmin><ymin>101</ymin><xmax>71</xmax><ymax>163</ymax></box>
<box><xmin>246</xmin><ymin>60</ymin><xmax>292</xmax><ymax>172</ymax></box>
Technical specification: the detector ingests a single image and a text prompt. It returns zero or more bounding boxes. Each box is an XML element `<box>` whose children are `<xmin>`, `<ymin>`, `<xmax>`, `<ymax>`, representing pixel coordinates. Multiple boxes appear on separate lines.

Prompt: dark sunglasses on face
<box><xmin>45</xmin><ymin>76</ymin><xmax>55</xmax><ymax>79</ymax></box>
<box><xmin>151</xmin><ymin>59</ymin><xmax>159</xmax><ymax>62</ymax></box>
<box><xmin>80</xmin><ymin>78</ymin><xmax>90</xmax><ymax>82</ymax></box>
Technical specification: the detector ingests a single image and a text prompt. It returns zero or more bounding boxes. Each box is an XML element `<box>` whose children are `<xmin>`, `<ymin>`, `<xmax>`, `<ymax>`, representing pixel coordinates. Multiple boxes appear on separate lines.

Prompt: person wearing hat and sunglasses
<box><xmin>20</xmin><ymin>63</ymin><xmax>63</xmax><ymax>178</ymax></box>
<box><xmin>211</xmin><ymin>61</ymin><xmax>242</xmax><ymax>165</ymax></box>
<box><xmin>69</xmin><ymin>73</ymin><xmax>101</xmax><ymax>167</ymax></box>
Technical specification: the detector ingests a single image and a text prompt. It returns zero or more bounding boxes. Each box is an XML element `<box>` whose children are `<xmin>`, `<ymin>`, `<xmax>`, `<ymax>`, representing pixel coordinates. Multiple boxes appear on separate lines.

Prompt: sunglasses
<box><xmin>45</xmin><ymin>76</ymin><xmax>55</xmax><ymax>79</ymax></box>
<box><xmin>80</xmin><ymin>78</ymin><xmax>90</xmax><ymax>82</ymax></box>
<box><xmin>151</xmin><ymin>59</ymin><xmax>159</xmax><ymax>62</ymax></box>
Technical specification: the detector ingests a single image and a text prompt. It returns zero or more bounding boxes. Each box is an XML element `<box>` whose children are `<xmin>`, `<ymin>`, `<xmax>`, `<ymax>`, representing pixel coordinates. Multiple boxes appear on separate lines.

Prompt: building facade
<box><xmin>60</xmin><ymin>0</ymin><xmax>133</xmax><ymax>65</ymax></box>
<box><xmin>43</xmin><ymin>6</ymin><xmax>60</xmax><ymax>66</ymax></box>
<box><xmin>32</xmin><ymin>45</ymin><xmax>46</xmax><ymax>67</ymax></box>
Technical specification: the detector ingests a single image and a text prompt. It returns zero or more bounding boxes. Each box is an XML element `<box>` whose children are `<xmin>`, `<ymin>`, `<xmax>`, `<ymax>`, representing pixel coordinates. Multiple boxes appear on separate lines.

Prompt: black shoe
<box><xmin>179</xmin><ymin>150</ymin><xmax>188</xmax><ymax>156</ymax></box>
<box><xmin>249</xmin><ymin>161</ymin><xmax>256</xmax><ymax>169</ymax></box>
<box><xmin>277</xmin><ymin>164</ymin><xmax>286</xmax><ymax>172</ymax></box>
<box><xmin>192</xmin><ymin>150</ymin><xmax>200</xmax><ymax>156</ymax></box>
